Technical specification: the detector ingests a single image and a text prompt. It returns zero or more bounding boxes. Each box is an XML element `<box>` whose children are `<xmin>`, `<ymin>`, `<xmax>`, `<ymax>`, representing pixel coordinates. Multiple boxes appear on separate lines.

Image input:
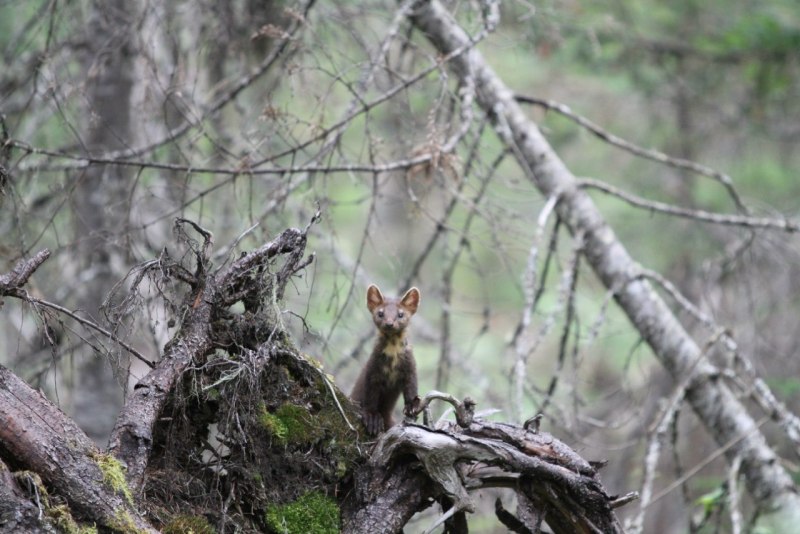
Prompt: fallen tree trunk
<box><xmin>0</xmin><ymin>365</ymin><xmax>157</xmax><ymax>533</ymax></box>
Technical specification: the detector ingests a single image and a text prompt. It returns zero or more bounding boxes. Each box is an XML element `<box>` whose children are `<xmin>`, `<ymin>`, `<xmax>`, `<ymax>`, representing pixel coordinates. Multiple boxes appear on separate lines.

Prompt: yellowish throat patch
<box><xmin>381</xmin><ymin>337</ymin><xmax>406</xmax><ymax>383</ymax></box>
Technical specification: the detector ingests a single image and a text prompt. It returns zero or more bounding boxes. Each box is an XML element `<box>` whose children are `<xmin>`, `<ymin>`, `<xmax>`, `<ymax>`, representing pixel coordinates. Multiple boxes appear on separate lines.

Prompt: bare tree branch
<box><xmin>579</xmin><ymin>177</ymin><xmax>799</xmax><ymax>232</ymax></box>
<box><xmin>515</xmin><ymin>94</ymin><xmax>748</xmax><ymax>212</ymax></box>
<box><xmin>0</xmin><ymin>248</ymin><xmax>50</xmax><ymax>298</ymax></box>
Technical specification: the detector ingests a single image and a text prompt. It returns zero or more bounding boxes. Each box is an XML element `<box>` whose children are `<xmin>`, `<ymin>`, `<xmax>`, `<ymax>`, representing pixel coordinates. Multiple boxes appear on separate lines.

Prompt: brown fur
<box><xmin>350</xmin><ymin>285</ymin><xmax>421</xmax><ymax>435</ymax></box>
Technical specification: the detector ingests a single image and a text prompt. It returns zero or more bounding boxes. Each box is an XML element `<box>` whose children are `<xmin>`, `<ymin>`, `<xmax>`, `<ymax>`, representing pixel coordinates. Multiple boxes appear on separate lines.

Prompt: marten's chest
<box><xmin>377</xmin><ymin>337</ymin><xmax>407</xmax><ymax>386</ymax></box>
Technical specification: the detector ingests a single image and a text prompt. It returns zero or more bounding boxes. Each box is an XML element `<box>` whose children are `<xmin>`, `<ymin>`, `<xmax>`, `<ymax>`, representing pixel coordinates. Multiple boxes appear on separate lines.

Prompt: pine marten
<box><xmin>350</xmin><ymin>284</ymin><xmax>421</xmax><ymax>435</ymax></box>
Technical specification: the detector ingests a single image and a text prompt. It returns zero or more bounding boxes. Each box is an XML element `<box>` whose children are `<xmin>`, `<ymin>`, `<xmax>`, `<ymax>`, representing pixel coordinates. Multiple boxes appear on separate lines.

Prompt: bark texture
<box><xmin>343</xmin><ymin>462</ymin><xmax>435</xmax><ymax>533</ymax></box>
<box><xmin>0</xmin><ymin>458</ymin><xmax>58</xmax><ymax>533</ymax></box>
<box><xmin>342</xmin><ymin>391</ymin><xmax>625</xmax><ymax>533</ymax></box>
<box><xmin>0</xmin><ymin>365</ymin><xmax>156</xmax><ymax>532</ymax></box>
<box><xmin>407</xmin><ymin>0</ymin><xmax>800</xmax><ymax>522</ymax></box>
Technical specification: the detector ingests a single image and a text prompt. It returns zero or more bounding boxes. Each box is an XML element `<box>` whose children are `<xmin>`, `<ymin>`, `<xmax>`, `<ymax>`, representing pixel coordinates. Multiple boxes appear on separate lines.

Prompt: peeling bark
<box><xmin>365</xmin><ymin>421</ymin><xmax>622</xmax><ymax>533</ymax></box>
<box><xmin>342</xmin><ymin>391</ymin><xmax>625</xmax><ymax>533</ymax></box>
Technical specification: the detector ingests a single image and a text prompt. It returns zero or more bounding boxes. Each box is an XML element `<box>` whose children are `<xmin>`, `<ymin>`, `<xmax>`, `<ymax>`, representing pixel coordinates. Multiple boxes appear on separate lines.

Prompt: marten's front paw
<box><xmin>404</xmin><ymin>396</ymin><xmax>422</xmax><ymax>418</ymax></box>
<box><xmin>362</xmin><ymin>411</ymin><xmax>384</xmax><ymax>435</ymax></box>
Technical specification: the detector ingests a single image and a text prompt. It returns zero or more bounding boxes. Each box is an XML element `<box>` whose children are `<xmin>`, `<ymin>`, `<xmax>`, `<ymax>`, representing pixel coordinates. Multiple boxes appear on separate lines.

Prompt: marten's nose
<box><xmin>385</xmin><ymin>320</ymin><xmax>395</xmax><ymax>328</ymax></box>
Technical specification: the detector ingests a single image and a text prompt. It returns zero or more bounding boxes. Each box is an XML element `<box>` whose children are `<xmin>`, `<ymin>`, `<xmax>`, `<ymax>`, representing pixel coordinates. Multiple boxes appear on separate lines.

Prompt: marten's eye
<box><xmin>377</xmin><ymin>310</ymin><xmax>384</xmax><ymax>318</ymax></box>
<box><xmin>398</xmin><ymin>311</ymin><xmax>404</xmax><ymax>318</ymax></box>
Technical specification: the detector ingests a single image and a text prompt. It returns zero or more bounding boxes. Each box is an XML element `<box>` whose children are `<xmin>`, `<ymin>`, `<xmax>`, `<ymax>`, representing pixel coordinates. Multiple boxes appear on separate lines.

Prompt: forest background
<box><xmin>1</xmin><ymin>0</ymin><xmax>799</xmax><ymax>532</ymax></box>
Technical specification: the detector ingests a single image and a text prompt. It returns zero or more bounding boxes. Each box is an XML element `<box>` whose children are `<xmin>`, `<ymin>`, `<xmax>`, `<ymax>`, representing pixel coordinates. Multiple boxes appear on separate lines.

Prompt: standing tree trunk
<box><xmin>71</xmin><ymin>0</ymin><xmax>140</xmax><ymax>444</ymax></box>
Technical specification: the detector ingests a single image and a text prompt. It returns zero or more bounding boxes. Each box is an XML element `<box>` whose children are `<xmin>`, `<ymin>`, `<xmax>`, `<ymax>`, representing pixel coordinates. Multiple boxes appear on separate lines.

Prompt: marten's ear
<box><xmin>400</xmin><ymin>287</ymin><xmax>420</xmax><ymax>315</ymax></box>
<box><xmin>367</xmin><ymin>284</ymin><xmax>384</xmax><ymax>312</ymax></box>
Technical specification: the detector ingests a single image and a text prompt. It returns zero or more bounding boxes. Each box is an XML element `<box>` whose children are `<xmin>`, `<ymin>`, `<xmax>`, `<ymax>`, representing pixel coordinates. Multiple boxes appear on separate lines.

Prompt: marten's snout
<box><xmin>379</xmin><ymin>318</ymin><xmax>400</xmax><ymax>332</ymax></box>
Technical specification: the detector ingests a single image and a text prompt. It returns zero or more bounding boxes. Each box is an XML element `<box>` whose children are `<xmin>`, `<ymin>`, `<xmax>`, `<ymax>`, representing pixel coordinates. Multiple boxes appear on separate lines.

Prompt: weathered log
<box><xmin>0</xmin><ymin>365</ymin><xmax>156</xmax><ymax>533</ymax></box>
<box><xmin>342</xmin><ymin>391</ymin><xmax>626</xmax><ymax>533</ymax></box>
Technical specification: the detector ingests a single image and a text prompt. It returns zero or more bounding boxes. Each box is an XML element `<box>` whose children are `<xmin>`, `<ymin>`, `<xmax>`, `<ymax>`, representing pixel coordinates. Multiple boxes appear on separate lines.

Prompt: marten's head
<box><xmin>366</xmin><ymin>285</ymin><xmax>420</xmax><ymax>335</ymax></box>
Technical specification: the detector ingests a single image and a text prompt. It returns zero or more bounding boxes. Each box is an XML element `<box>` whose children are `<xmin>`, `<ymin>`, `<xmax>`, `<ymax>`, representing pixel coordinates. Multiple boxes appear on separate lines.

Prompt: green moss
<box><xmin>315</xmin><ymin>405</ymin><xmax>361</xmax><ymax>478</ymax></box>
<box><xmin>49</xmin><ymin>504</ymin><xmax>97</xmax><ymax>534</ymax></box>
<box><xmin>259</xmin><ymin>402</ymin><xmax>324</xmax><ymax>446</ymax></box>
<box><xmin>259</xmin><ymin>402</ymin><xmax>289</xmax><ymax>445</ymax></box>
<box><xmin>14</xmin><ymin>474</ymin><xmax>94</xmax><ymax>533</ymax></box>
<box><xmin>109</xmin><ymin>509</ymin><xmax>147</xmax><ymax>534</ymax></box>
<box><xmin>162</xmin><ymin>514</ymin><xmax>215</xmax><ymax>534</ymax></box>
<box><xmin>265</xmin><ymin>491</ymin><xmax>340</xmax><ymax>534</ymax></box>
<box><xmin>301</xmin><ymin>352</ymin><xmax>325</xmax><ymax>370</ymax></box>
<box><xmin>334</xmin><ymin>460</ymin><xmax>348</xmax><ymax>479</ymax></box>
<box><xmin>275</xmin><ymin>403</ymin><xmax>323</xmax><ymax>444</ymax></box>
<box><xmin>93</xmin><ymin>453</ymin><xmax>134</xmax><ymax>506</ymax></box>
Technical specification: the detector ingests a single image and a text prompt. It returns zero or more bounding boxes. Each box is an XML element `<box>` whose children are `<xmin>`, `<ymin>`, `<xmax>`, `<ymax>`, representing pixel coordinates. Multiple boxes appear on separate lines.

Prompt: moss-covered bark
<box><xmin>144</xmin><ymin>341</ymin><xmax>365</xmax><ymax>531</ymax></box>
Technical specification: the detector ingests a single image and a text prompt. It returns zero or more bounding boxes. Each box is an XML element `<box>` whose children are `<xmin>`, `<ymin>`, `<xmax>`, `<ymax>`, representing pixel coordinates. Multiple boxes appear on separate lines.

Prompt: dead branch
<box><xmin>29</xmin><ymin>296</ymin><xmax>153</xmax><ymax>368</ymax></box>
<box><xmin>0</xmin><ymin>249</ymin><xmax>152</xmax><ymax>367</ymax></box>
<box><xmin>0</xmin><ymin>249</ymin><xmax>50</xmax><ymax>299</ymax></box>
<box><xmin>515</xmin><ymin>94</ymin><xmax>748</xmax><ymax>212</ymax></box>
<box><xmin>578</xmin><ymin>177</ymin><xmax>798</xmax><ymax>232</ymax></box>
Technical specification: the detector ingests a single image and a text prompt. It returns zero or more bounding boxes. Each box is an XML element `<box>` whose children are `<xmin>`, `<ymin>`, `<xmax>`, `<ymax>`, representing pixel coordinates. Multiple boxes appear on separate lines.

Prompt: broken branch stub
<box><xmin>0</xmin><ymin>248</ymin><xmax>50</xmax><ymax>301</ymax></box>
<box><xmin>109</xmin><ymin>223</ymin><xmax>314</xmax><ymax>492</ymax></box>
